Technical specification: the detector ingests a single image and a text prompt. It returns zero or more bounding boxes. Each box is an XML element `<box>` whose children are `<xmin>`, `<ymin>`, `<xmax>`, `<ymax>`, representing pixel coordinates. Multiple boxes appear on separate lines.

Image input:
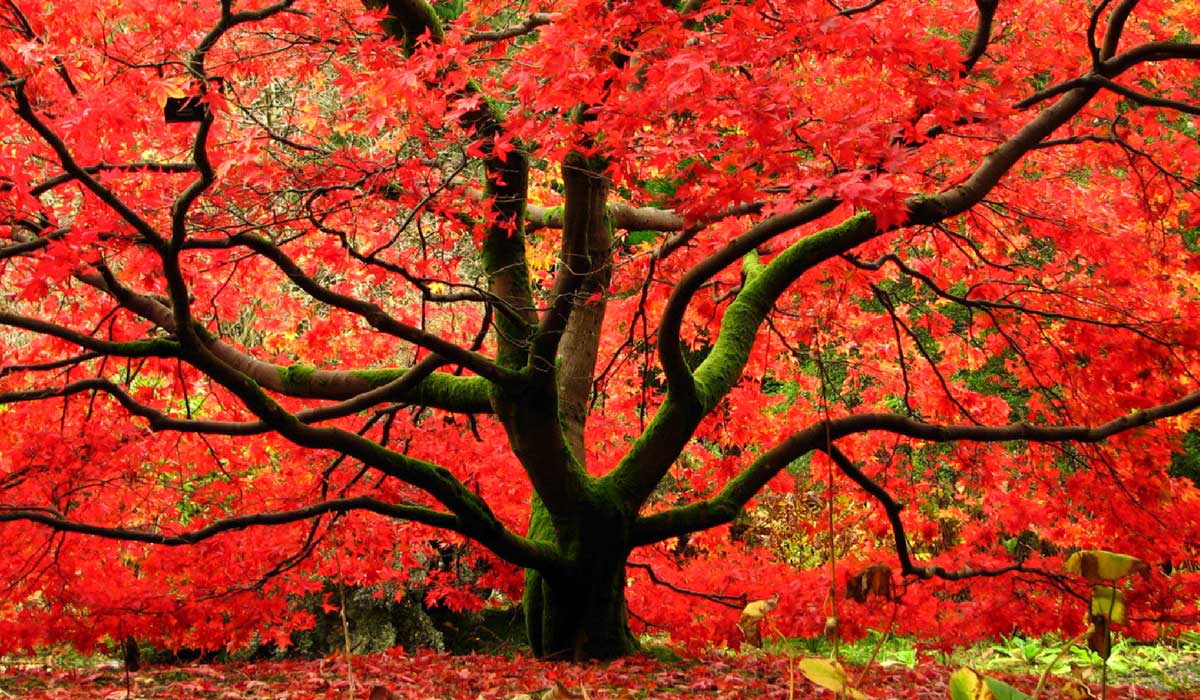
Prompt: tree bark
<box><xmin>522</xmin><ymin>491</ymin><xmax>636</xmax><ymax>660</ymax></box>
<box><xmin>556</xmin><ymin>152</ymin><xmax>612</xmax><ymax>463</ymax></box>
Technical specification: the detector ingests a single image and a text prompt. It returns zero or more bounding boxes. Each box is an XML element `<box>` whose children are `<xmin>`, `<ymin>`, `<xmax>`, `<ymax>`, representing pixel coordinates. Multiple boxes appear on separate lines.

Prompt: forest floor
<box><xmin>1</xmin><ymin>648</ymin><xmax>1198</xmax><ymax>700</ymax></box>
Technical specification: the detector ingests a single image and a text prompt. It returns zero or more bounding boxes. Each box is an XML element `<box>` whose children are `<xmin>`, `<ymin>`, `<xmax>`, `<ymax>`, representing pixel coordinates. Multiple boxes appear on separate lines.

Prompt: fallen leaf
<box><xmin>798</xmin><ymin>657</ymin><xmax>871</xmax><ymax>699</ymax></box>
<box><xmin>948</xmin><ymin>667</ymin><xmax>1031</xmax><ymax>700</ymax></box>
<box><xmin>542</xmin><ymin>680</ymin><xmax>583</xmax><ymax>700</ymax></box>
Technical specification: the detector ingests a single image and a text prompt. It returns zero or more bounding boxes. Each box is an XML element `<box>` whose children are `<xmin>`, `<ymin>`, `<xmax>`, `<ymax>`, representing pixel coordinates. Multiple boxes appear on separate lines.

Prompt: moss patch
<box><xmin>277</xmin><ymin>363</ymin><xmax>316</xmax><ymax>391</ymax></box>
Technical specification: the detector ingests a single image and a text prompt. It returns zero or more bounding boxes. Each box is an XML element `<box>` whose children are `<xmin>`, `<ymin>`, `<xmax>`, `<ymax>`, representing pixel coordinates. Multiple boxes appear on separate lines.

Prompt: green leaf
<box><xmin>982</xmin><ymin>676</ymin><xmax>1032</xmax><ymax>700</ymax></box>
<box><xmin>625</xmin><ymin>230</ymin><xmax>658</xmax><ymax>246</ymax></box>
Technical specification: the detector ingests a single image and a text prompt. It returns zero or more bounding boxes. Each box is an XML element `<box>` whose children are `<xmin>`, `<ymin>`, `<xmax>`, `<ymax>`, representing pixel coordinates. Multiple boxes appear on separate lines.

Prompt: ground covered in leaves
<box><xmin>1</xmin><ymin>650</ymin><xmax>1197</xmax><ymax>700</ymax></box>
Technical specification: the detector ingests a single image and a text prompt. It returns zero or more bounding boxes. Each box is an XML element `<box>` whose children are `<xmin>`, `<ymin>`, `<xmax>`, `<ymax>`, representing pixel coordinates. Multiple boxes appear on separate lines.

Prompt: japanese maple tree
<box><xmin>1</xmin><ymin>0</ymin><xmax>1199</xmax><ymax>661</ymax></box>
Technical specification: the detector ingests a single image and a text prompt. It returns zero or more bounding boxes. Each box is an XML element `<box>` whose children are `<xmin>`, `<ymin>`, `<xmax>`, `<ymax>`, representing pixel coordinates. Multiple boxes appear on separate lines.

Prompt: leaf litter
<box><xmin>1</xmin><ymin>649</ymin><xmax>1194</xmax><ymax>700</ymax></box>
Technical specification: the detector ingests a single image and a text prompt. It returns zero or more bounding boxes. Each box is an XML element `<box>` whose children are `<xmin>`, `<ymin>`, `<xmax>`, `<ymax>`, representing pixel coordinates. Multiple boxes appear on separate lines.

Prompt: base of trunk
<box><xmin>520</xmin><ymin>486</ymin><xmax>638</xmax><ymax>660</ymax></box>
<box><xmin>523</xmin><ymin>567</ymin><xmax>637</xmax><ymax>660</ymax></box>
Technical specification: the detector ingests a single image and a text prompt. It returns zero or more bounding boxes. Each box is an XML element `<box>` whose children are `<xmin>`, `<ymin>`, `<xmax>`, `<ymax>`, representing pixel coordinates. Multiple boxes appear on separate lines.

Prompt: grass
<box><xmin>750</xmin><ymin>628</ymin><xmax>1200</xmax><ymax>695</ymax></box>
<box><xmin>767</xmin><ymin>630</ymin><xmax>921</xmax><ymax>669</ymax></box>
<box><xmin>965</xmin><ymin>633</ymin><xmax>1200</xmax><ymax>692</ymax></box>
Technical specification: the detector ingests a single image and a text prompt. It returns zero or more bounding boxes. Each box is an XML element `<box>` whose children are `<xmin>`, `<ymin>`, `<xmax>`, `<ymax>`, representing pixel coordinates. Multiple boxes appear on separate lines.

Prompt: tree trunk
<box><xmin>522</xmin><ymin>494</ymin><xmax>637</xmax><ymax>660</ymax></box>
<box><xmin>523</xmin><ymin>560</ymin><xmax>636</xmax><ymax>660</ymax></box>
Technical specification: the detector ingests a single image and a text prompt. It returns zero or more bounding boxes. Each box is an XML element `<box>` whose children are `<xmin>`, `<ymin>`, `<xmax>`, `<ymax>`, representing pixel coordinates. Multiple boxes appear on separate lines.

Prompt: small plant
<box><xmin>987</xmin><ymin>636</ymin><xmax>1060</xmax><ymax>670</ymax></box>
<box><xmin>1060</xmin><ymin>550</ymin><xmax>1149</xmax><ymax>699</ymax></box>
<box><xmin>948</xmin><ymin>550</ymin><xmax>1148</xmax><ymax>700</ymax></box>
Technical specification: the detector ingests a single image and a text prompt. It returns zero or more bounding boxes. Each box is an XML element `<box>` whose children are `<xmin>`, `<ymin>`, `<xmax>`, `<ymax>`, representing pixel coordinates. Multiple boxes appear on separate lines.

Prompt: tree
<box><xmin>0</xmin><ymin>0</ymin><xmax>1198</xmax><ymax>661</ymax></box>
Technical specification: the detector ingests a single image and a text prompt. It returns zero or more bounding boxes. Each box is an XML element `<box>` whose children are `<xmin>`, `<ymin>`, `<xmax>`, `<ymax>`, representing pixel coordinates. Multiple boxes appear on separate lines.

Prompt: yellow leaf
<box><xmin>738</xmin><ymin>597</ymin><xmax>777</xmax><ymax>648</ymax></box>
<box><xmin>151</xmin><ymin>78</ymin><xmax>190</xmax><ymax>106</ymax></box>
<box><xmin>948</xmin><ymin>668</ymin><xmax>1031</xmax><ymax>700</ymax></box>
<box><xmin>949</xmin><ymin>668</ymin><xmax>992</xmax><ymax>700</ymax></box>
<box><xmin>741</xmin><ymin>598</ymin><xmax>776</xmax><ymax>621</ymax></box>
<box><xmin>1090</xmin><ymin>586</ymin><xmax>1127</xmax><ymax>624</ymax></box>
<box><xmin>1063</xmin><ymin>551</ymin><xmax>1148</xmax><ymax>582</ymax></box>
<box><xmin>798</xmin><ymin>657</ymin><xmax>871</xmax><ymax>699</ymax></box>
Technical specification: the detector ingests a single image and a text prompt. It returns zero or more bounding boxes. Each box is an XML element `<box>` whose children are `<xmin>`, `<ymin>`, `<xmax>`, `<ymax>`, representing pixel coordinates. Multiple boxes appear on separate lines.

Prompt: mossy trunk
<box><xmin>522</xmin><ymin>495</ymin><xmax>637</xmax><ymax>660</ymax></box>
<box><xmin>523</xmin><ymin>560</ymin><xmax>636</xmax><ymax>660</ymax></box>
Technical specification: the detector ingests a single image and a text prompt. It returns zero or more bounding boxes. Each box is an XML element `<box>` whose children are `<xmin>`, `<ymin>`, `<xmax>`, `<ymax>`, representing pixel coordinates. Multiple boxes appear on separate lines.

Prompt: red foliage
<box><xmin>0</xmin><ymin>0</ymin><xmax>1199</xmax><ymax>658</ymax></box>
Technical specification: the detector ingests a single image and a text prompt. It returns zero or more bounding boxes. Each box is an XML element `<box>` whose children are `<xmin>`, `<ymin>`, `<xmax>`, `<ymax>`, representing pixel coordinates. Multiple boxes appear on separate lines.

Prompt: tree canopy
<box><xmin>1</xmin><ymin>0</ymin><xmax>1199</xmax><ymax>660</ymax></box>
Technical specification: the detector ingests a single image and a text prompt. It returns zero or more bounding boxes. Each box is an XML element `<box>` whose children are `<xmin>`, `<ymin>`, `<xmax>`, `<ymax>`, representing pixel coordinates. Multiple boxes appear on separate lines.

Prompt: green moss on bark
<box><xmin>278</xmin><ymin>363</ymin><xmax>316</xmax><ymax>392</ymax></box>
<box><xmin>694</xmin><ymin>211</ymin><xmax>876</xmax><ymax>409</ymax></box>
<box><xmin>521</xmin><ymin>493</ymin><xmax>637</xmax><ymax>661</ymax></box>
<box><xmin>115</xmin><ymin>339</ymin><xmax>181</xmax><ymax>357</ymax></box>
<box><xmin>327</xmin><ymin>369</ymin><xmax>489</xmax><ymax>413</ymax></box>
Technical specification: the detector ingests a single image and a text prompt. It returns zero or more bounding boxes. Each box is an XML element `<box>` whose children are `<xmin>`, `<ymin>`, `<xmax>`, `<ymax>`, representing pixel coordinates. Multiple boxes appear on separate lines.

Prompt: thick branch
<box><xmin>372</xmin><ymin>1</ymin><xmax>540</xmax><ymax>373</ymax></box>
<box><xmin>1087</xmin><ymin>0</ymin><xmax>1113</xmax><ymax>66</ymax></box>
<box><xmin>524</xmin><ymin>198</ymin><xmax>765</xmax><ymax>238</ymax></box>
<box><xmin>1100</xmin><ymin>0</ymin><xmax>1140</xmax><ymax>61</ymax></box>
<box><xmin>656</xmin><ymin>197</ymin><xmax>840</xmax><ymax>404</ymax></box>
<box><xmin>1102</xmin><ymin>40</ymin><xmax>1200</xmax><ymax>74</ymax></box>
<box><xmin>162</xmin><ymin>337</ymin><xmax>561</xmax><ymax>571</ymax></box>
<box><xmin>0</xmin><ymin>498</ymin><xmax>450</xmax><ymax>546</ymax></box>
<box><xmin>632</xmin><ymin>389</ymin><xmax>1200</xmax><ymax>544</ymax></box>
<box><xmin>0</xmin><ymin>352</ymin><xmax>100</xmax><ymax>377</ymax></box>
<box><xmin>614</xmin><ymin>62</ymin><xmax>1147</xmax><ymax>515</ymax></box>
<box><xmin>909</xmin><ymin>87</ymin><xmax>1100</xmax><ymax>223</ymax></box>
<box><xmin>827</xmin><ymin>0</ymin><xmax>888</xmax><ymax>17</ymax></box>
<box><xmin>1092</xmin><ymin>75</ymin><xmax>1200</xmax><ymax>116</ymax></box>
<box><xmin>533</xmin><ymin>151</ymin><xmax>613</xmax><ymax>468</ymax></box>
<box><xmin>962</xmin><ymin>0</ymin><xmax>999</xmax><ymax>74</ymax></box>
<box><xmin>161</xmin><ymin>3</ymin><xmax>299</xmax><ymax>341</ymax></box>
<box><xmin>5</xmin><ymin>294</ymin><xmax>540</xmax><ymax>565</ymax></box>
<box><xmin>0</xmin><ymin>162</ymin><xmax>196</xmax><ymax>198</ymax></box>
<box><xmin>837</xmin><ymin>392</ymin><xmax>1200</xmax><ymax>443</ymax></box>
<box><xmin>72</xmin><ymin>270</ymin><xmax>493</xmax><ymax>413</ymax></box>
<box><xmin>1020</xmin><ymin>41</ymin><xmax>1200</xmax><ymax>110</ymax></box>
<box><xmin>0</xmin><ymin>229</ymin><xmax>63</xmax><ymax>259</ymax></box>
<box><xmin>611</xmin><ymin>210</ymin><xmax>875</xmax><ymax>511</ymax></box>
<box><xmin>0</xmin><ymin>313</ymin><xmax>180</xmax><ymax>358</ymax></box>
<box><xmin>0</xmin><ymin>355</ymin><xmax>449</xmax><ymax>436</ymax></box>
<box><xmin>0</xmin><ymin>65</ymin><xmax>164</xmax><ymax>248</ymax></box>
<box><xmin>464</xmin><ymin>13</ymin><xmax>553</xmax><ymax>44</ymax></box>
<box><xmin>368</xmin><ymin>1</ymin><xmax>586</xmax><ymax>524</ymax></box>
<box><xmin>370</xmin><ymin>0</ymin><xmax>444</xmax><ymax>51</ymax></box>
